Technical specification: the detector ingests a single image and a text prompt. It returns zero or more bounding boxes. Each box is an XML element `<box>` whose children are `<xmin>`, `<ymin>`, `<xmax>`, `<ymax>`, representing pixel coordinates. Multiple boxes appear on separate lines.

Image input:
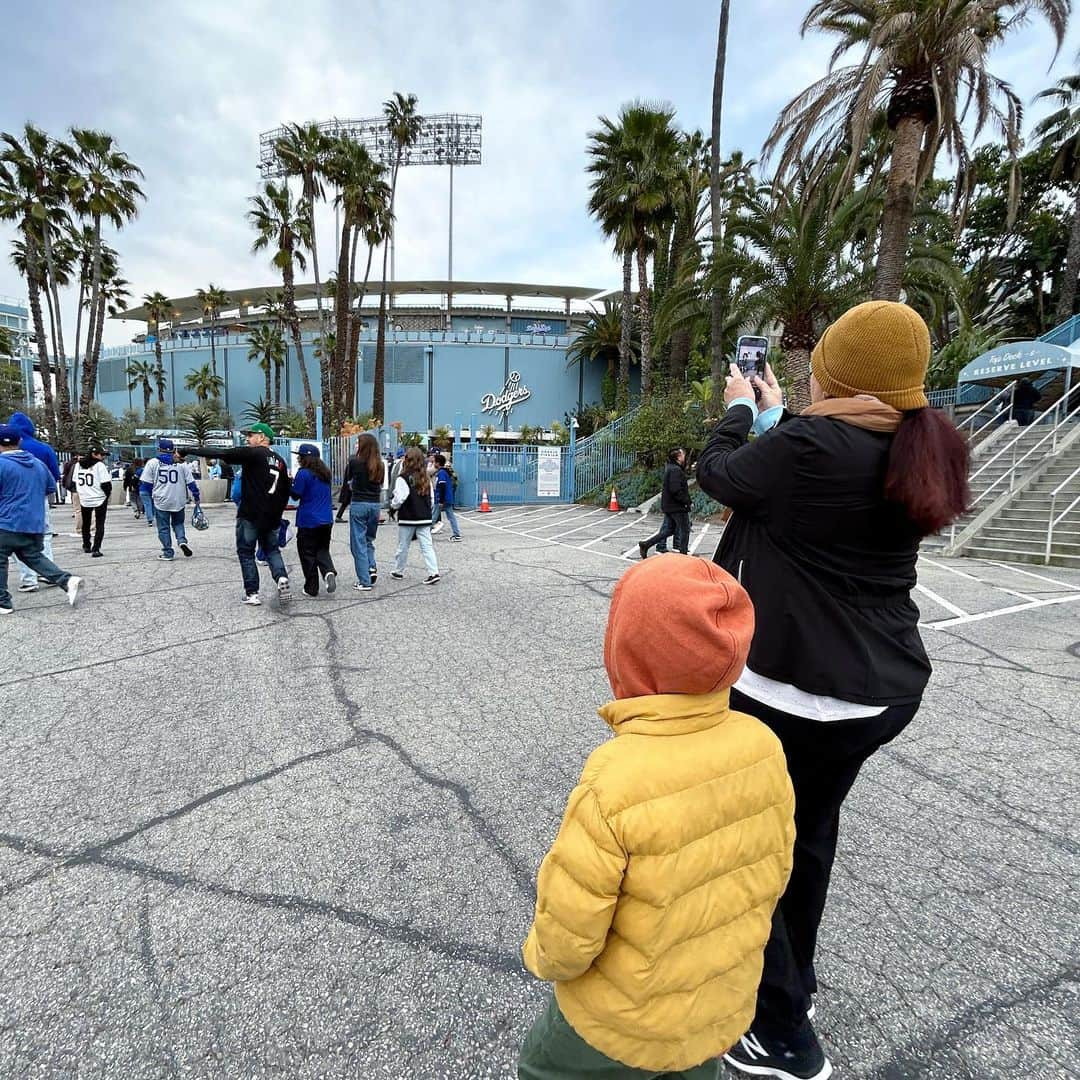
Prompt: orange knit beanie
<box><xmin>604</xmin><ymin>556</ymin><xmax>755</xmax><ymax>699</ymax></box>
<box><xmin>811</xmin><ymin>301</ymin><xmax>931</xmax><ymax>410</ymax></box>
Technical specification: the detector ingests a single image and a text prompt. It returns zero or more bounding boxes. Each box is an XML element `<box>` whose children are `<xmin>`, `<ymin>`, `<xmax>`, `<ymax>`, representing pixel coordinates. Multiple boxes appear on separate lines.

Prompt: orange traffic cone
<box><xmin>479</xmin><ymin>489</ymin><xmax>491</xmax><ymax>513</ymax></box>
<box><xmin>608</xmin><ymin>487</ymin><xmax>620</xmax><ymax>512</ymax></box>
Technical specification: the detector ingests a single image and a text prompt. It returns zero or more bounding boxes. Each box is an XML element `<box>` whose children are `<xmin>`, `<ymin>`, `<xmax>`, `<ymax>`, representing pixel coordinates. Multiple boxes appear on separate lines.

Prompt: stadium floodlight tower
<box><xmin>259</xmin><ymin>114</ymin><xmax>482</xmax><ymax>304</ymax></box>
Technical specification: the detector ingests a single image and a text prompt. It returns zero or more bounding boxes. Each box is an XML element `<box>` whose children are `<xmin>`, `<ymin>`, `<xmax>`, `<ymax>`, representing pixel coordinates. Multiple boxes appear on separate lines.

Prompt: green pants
<box><xmin>518</xmin><ymin>994</ymin><xmax>721</xmax><ymax>1079</ymax></box>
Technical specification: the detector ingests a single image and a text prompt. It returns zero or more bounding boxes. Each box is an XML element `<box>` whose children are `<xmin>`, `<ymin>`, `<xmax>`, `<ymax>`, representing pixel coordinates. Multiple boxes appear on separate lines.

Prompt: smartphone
<box><xmin>735</xmin><ymin>335</ymin><xmax>769</xmax><ymax>400</ymax></box>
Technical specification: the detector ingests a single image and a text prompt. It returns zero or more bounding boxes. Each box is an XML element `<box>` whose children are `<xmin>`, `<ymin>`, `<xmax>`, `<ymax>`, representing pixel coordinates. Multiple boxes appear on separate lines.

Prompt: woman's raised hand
<box><xmin>753</xmin><ymin>363</ymin><xmax>783</xmax><ymax>411</ymax></box>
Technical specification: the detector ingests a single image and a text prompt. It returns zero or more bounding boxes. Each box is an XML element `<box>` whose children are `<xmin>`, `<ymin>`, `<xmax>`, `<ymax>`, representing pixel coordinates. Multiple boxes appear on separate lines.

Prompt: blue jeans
<box><xmin>140</xmin><ymin>491</ymin><xmax>155</xmax><ymax>523</ymax></box>
<box><xmin>14</xmin><ymin>498</ymin><xmax>52</xmax><ymax>585</ymax></box>
<box><xmin>349</xmin><ymin>501</ymin><xmax>381</xmax><ymax>586</ymax></box>
<box><xmin>431</xmin><ymin>501</ymin><xmax>461</xmax><ymax>538</ymax></box>
<box><xmin>156</xmin><ymin>507</ymin><xmax>188</xmax><ymax>558</ymax></box>
<box><xmin>0</xmin><ymin>529</ymin><xmax>70</xmax><ymax>609</ymax></box>
<box><xmin>394</xmin><ymin>524</ymin><xmax>438</xmax><ymax>575</ymax></box>
<box><xmin>235</xmin><ymin>518</ymin><xmax>287</xmax><ymax>596</ymax></box>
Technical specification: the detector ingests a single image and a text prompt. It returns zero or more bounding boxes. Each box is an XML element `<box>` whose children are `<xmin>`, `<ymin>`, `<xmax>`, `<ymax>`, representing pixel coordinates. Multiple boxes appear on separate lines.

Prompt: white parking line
<box><xmin>924</xmin><ymin>593</ymin><xmax>1080</xmax><ymax>628</ymax></box>
<box><xmin>913</xmin><ymin>582</ymin><xmax>969</xmax><ymax>618</ymax></box>
<box><xmin>580</xmin><ymin>515</ymin><xmax>643</xmax><ymax>550</ymax></box>
<box><xmin>919</xmin><ymin>555</ymin><xmax>1033</xmax><ymax>601</ymax></box>
<box><xmin>689</xmin><ymin>525</ymin><xmax>711</xmax><ymax>555</ymax></box>
<box><xmin>492</xmin><ymin>504</ymin><xmax>573</xmax><ymax>525</ymax></box>
<box><xmin>620</xmin><ymin>543</ymin><xmax>641</xmax><ymax>559</ymax></box>
<box><xmin>523</xmin><ymin>507</ymin><xmax>607</xmax><ymax>532</ymax></box>
<box><xmin>542</xmin><ymin>510</ymin><xmax>628</xmax><ymax>541</ymax></box>
<box><xmin>979</xmin><ymin>560</ymin><xmax>1080</xmax><ymax>592</ymax></box>
<box><xmin>469</xmin><ymin>515</ymin><xmax>629</xmax><ymax>563</ymax></box>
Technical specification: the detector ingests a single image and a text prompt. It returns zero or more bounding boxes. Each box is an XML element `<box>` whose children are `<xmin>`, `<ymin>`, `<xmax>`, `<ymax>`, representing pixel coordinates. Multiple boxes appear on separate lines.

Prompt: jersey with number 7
<box><xmin>189</xmin><ymin>445</ymin><xmax>290</xmax><ymax>531</ymax></box>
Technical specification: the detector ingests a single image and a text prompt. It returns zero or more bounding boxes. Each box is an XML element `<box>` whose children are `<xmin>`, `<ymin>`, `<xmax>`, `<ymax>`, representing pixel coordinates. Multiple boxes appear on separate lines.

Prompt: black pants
<box><xmin>729</xmin><ymin>687</ymin><xmax>920</xmax><ymax>1037</ymax></box>
<box><xmin>642</xmin><ymin>511</ymin><xmax>690</xmax><ymax>555</ymax></box>
<box><xmin>80</xmin><ymin>503</ymin><xmax>108</xmax><ymax>552</ymax></box>
<box><xmin>296</xmin><ymin>524</ymin><xmax>336</xmax><ymax>595</ymax></box>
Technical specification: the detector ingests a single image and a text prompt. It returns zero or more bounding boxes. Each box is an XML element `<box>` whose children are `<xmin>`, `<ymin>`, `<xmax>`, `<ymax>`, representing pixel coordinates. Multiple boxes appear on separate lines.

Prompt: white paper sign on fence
<box><xmin>537</xmin><ymin>445</ymin><xmax>561</xmax><ymax>498</ymax></box>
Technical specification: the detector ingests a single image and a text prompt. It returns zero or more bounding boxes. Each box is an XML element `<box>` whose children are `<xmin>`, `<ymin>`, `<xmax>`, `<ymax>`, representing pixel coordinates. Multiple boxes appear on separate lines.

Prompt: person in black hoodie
<box><xmin>638</xmin><ymin>447</ymin><xmax>691</xmax><ymax>558</ymax></box>
<box><xmin>698</xmin><ymin>302</ymin><xmax>970</xmax><ymax>1080</ymax></box>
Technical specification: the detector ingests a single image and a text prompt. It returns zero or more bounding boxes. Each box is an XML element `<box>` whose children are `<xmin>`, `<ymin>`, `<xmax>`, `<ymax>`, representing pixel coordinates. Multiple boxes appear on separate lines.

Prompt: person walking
<box><xmin>697</xmin><ymin>301</ymin><xmax>970</xmax><ymax>1080</ymax></box>
<box><xmin>61</xmin><ymin>454</ymin><xmax>80</xmax><ymax>533</ymax></box>
<box><xmin>0</xmin><ymin>424</ymin><xmax>82</xmax><ymax>613</ymax></box>
<box><xmin>140</xmin><ymin>439</ymin><xmax>201</xmax><ymax>561</ymax></box>
<box><xmin>291</xmin><ymin>443</ymin><xmax>337</xmax><ymax>598</ymax></box>
<box><xmin>1011</xmin><ymin>377</ymin><xmax>1042</xmax><ymax>426</ymax></box>
<box><xmin>71</xmin><ymin>448</ymin><xmax>112</xmax><ymax>558</ymax></box>
<box><xmin>638</xmin><ymin>447</ymin><xmax>691</xmax><ymax>559</ymax></box>
<box><xmin>334</xmin><ymin>471</ymin><xmax>352</xmax><ymax>522</ymax></box>
<box><xmin>343</xmin><ymin>433</ymin><xmax>384</xmax><ymax>592</ymax></box>
<box><xmin>6</xmin><ymin>412</ymin><xmax>60</xmax><ymax>594</ymax></box>
<box><xmin>430</xmin><ymin>453</ymin><xmax>462</xmax><ymax>541</ymax></box>
<box><xmin>390</xmin><ymin>446</ymin><xmax>439</xmax><ymax>584</ymax></box>
<box><xmin>188</xmin><ymin>423</ymin><xmax>292</xmax><ymax>606</ymax></box>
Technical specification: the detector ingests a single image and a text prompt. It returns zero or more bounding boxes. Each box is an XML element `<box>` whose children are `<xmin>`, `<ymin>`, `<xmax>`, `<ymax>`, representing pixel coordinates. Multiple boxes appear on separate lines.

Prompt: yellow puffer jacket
<box><xmin>522</xmin><ymin>689</ymin><xmax>795</xmax><ymax>1072</ymax></box>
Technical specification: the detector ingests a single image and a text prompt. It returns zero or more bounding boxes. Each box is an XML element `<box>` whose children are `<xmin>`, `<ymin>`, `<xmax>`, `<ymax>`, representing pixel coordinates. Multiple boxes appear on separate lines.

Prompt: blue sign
<box><xmin>959</xmin><ymin>341</ymin><xmax>1077</xmax><ymax>383</ymax></box>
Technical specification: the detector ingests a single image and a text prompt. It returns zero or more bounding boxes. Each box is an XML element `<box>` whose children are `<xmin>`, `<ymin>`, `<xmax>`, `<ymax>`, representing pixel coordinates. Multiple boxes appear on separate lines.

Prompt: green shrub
<box><xmin>625</xmin><ymin>392</ymin><xmax>707</xmax><ymax>466</ymax></box>
<box><xmin>647</xmin><ymin>482</ymin><xmax>725</xmax><ymax>521</ymax></box>
<box><xmin>582</xmin><ymin>465</ymin><xmax>664</xmax><ymax>507</ymax></box>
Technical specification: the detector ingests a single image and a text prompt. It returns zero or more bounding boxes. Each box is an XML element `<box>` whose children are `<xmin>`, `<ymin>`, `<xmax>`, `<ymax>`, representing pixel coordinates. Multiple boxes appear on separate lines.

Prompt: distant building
<box><xmin>0</xmin><ymin>295</ymin><xmax>34</xmax><ymax>405</ymax></box>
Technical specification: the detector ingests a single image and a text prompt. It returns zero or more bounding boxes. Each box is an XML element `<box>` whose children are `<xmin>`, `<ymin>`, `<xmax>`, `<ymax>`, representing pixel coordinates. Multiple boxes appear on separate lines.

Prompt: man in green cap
<box><xmin>188</xmin><ymin>423</ymin><xmax>292</xmax><ymax>605</ymax></box>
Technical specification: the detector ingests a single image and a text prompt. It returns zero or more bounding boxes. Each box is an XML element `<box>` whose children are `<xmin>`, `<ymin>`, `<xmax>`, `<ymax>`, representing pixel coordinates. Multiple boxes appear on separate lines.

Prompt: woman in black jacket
<box><xmin>638</xmin><ymin>447</ymin><xmax>692</xmax><ymax>557</ymax></box>
<box><xmin>699</xmin><ymin>302</ymin><xmax>970</xmax><ymax>1080</ymax></box>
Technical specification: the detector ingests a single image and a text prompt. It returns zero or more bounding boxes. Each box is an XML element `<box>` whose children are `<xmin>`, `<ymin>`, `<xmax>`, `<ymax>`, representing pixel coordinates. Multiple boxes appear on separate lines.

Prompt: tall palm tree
<box><xmin>84</xmin><ymin>245</ymin><xmax>124</xmax><ymax>390</ymax></box>
<box><xmin>710</xmin><ymin>0</ymin><xmax>732</xmax><ymax>406</ymax></box>
<box><xmin>0</xmin><ymin>125</ymin><xmax>77</xmax><ymax>446</ymax></box>
<box><xmin>126</xmin><ymin>358</ymin><xmax>155</xmax><ymax>415</ymax></box>
<box><xmin>374</xmin><ymin>92</ymin><xmax>422</xmax><ymax>422</ymax></box>
<box><xmin>274</xmin><ymin>122</ymin><xmax>332</xmax><ymax>337</ymax></box>
<box><xmin>587</xmin><ymin>103</ymin><xmax>680</xmax><ymax>401</ymax></box>
<box><xmin>195</xmin><ymin>283</ymin><xmax>229</xmax><ymax>380</ymax></box>
<box><xmin>247</xmin><ymin>323</ymin><xmax>285</xmax><ymax>405</ymax></box>
<box><xmin>766</xmin><ymin>0</ymin><xmax>1069</xmax><ymax>302</ymax></box>
<box><xmin>248</xmin><ymin>181</ymin><xmax>316</xmax><ymax>432</ymax></box>
<box><xmin>4</xmin><ymin>228</ymin><xmax>55</xmax><ymax>436</ymax></box>
<box><xmin>260</xmin><ymin>291</ymin><xmax>288</xmax><ymax>405</ymax></box>
<box><xmin>1034</xmin><ymin>70</ymin><xmax>1080</xmax><ymax>323</ymax></box>
<box><xmin>565</xmin><ymin>301</ymin><xmax>641</xmax><ymax>391</ymax></box>
<box><xmin>142</xmin><ymin>291</ymin><xmax>171</xmax><ymax>403</ymax></box>
<box><xmin>69</xmin><ymin>128</ymin><xmax>144</xmax><ymax>407</ymax></box>
<box><xmin>184</xmin><ymin>362</ymin><xmax>224</xmax><ymax>404</ymax></box>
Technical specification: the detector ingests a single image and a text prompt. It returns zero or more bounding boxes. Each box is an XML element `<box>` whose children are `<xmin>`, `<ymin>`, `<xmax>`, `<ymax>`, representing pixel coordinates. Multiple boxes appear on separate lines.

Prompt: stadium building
<box><xmin>104</xmin><ymin>282</ymin><xmax>624</xmax><ymax>434</ymax></box>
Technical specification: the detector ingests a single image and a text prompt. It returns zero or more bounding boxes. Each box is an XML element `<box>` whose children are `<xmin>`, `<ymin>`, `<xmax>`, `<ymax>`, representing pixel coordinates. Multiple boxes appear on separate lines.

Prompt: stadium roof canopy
<box><xmin>114</xmin><ymin>281</ymin><xmax>608</xmax><ymax>323</ymax></box>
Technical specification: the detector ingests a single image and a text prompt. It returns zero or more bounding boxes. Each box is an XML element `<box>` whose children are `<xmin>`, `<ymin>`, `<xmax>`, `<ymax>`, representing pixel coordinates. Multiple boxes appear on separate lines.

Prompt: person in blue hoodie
<box><xmin>0</xmin><ymin>424</ymin><xmax>81</xmax><ymax>614</ymax></box>
<box><xmin>290</xmin><ymin>444</ymin><xmax>337</xmax><ymax>597</ymax></box>
<box><xmin>7</xmin><ymin>412</ymin><xmax>60</xmax><ymax>593</ymax></box>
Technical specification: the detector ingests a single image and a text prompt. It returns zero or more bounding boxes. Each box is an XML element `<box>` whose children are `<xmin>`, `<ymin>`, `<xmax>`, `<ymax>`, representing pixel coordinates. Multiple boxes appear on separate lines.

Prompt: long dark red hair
<box><xmin>884</xmin><ymin>408</ymin><xmax>970</xmax><ymax>536</ymax></box>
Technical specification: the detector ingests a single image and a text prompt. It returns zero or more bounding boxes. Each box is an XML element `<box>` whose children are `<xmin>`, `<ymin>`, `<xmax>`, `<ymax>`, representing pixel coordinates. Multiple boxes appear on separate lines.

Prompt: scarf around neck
<box><xmin>803</xmin><ymin>395</ymin><xmax>903</xmax><ymax>433</ymax></box>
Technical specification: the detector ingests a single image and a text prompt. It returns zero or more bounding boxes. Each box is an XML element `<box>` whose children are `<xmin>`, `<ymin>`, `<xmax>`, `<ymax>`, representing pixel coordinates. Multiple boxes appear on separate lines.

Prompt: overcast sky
<box><xmin>2</xmin><ymin>0</ymin><xmax>1077</xmax><ymax>347</ymax></box>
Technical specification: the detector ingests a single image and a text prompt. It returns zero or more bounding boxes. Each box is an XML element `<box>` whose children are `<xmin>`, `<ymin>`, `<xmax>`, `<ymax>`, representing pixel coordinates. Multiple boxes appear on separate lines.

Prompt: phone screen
<box><xmin>736</xmin><ymin>336</ymin><xmax>769</xmax><ymax>381</ymax></box>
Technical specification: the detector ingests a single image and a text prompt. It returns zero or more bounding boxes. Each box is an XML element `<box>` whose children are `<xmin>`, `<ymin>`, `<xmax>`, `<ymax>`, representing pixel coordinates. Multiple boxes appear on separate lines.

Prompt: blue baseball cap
<box><xmin>0</xmin><ymin>424</ymin><xmax>21</xmax><ymax>447</ymax></box>
<box><xmin>158</xmin><ymin>438</ymin><xmax>174</xmax><ymax>451</ymax></box>
<box><xmin>297</xmin><ymin>443</ymin><xmax>320</xmax><ymax>458</ymax></box>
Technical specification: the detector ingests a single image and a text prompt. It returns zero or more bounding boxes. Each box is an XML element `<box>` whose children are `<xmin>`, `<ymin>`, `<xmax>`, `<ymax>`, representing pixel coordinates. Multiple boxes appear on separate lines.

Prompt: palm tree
<box><xmin>184</xmin><ymin>362</ymin><xmax>224</xmax><ymax>404</ymax></box>
<box><xmin>259</xmin><ymin>291</ymin><xmax>289</xmax><ymax>405</ymax></box>
<box><xmin>179</xmin><ymin>404</ymin><xmax>216</xmax><ymax>445</ymax></box>
<box><xmin>247</xmin><ymin>323</ymin><xmax>285</xmax><ymax>405</ymax></box>
<box><xmin>142</xmin><ymin>291</ymin><xmax>171</xmax><ymax>403</ymax></box>
<box><xmin>126</xmin><ymin>358</ymin><xmax>155</xmax><ymax>415</ymax></box>
<box><xmin>566</xmin><ymin>301</ymin><xmax>640</xmax><ymax>408</ymax></box>
<box><xmin>1034</xmin><ymin>71</ymin><xmax>1080</xmax><ymax>323</ymax></box>
<box><xmin>274</xmin><ymin>122</ymin><xmax>332</xmax><ymax>338</ymax></box>
<box><xmin>195</xmin><ymin>283</ymin><xmax>229</xmax><ymax>380</ymax></box>
<box><xmin>710</xmin><ymin>0</ymin><xmax>732</xmax><ymax>401</ymax></box>
<box><xmin>243</xmin><ymin>397</ymin><xmax>280</xmax><ymax>428</ymax></box>
<box><xmin>248</xmin><ymin>181</ymin><xmax>316</xmax><ymax>432</ymax></box>
<box><xmin>587</xmin><ymin>103</ymin><xmax>681</xmax><ymax>401</ymax></box>
<box><xmin>374</xmin><ymin>92</ymin><xmax>422</xmax><ymax>422</ymax></box>
<box><xmin>766</xmin><ymin>0</ymin><xmax>1068</xmax><ymax>302</ymax></box>
<box><xmin>68</xmin><ymin>128</ymin><xmax>144</xmax><ymax>407</ymax></box>
<box><xmin>84</xmin><ymin>249</ymin><xmax>128</xmax><ymax>393</ymax></box>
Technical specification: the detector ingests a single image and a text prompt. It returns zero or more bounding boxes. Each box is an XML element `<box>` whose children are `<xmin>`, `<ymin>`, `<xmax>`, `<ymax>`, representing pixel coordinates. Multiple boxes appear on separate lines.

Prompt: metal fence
<box><xmin>572</xmin><ymin>407</ymin><xmax>641</xmax><ymax>497</ymax></box>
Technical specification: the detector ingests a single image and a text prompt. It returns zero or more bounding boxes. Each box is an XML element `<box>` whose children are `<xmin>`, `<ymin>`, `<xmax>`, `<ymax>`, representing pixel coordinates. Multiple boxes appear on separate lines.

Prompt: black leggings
<box><xmin>730</xmin><ymin>687</ymin><xmax>920</xmax><ymax>1037</ymax></box>
<box><xmin>80</xmin><ymin>503</ymin><xmax>108</xmax><ymax>552</ymax></box>
<box><xmin>296</xmin><ymin>524</ymin><xmax>336</xmax><ymax>595</ymax></box>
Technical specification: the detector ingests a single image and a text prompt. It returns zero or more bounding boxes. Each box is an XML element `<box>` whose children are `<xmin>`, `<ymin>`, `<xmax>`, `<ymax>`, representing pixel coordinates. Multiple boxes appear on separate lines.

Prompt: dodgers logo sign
<box><xmin>481</xmin><ymin>371</ymin><xmax>532</xmax><ymax>420</ymax></box>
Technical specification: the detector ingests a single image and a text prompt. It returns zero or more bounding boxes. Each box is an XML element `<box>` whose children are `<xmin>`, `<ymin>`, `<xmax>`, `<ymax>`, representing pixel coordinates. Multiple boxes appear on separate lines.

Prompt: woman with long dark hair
<box><xmin>390</xmin><ymin>446</ymin><xmax>439</xmax><ymax>584</ymax></box>
<box><xmin>698</xmin><ymin>302</ymin><xmax>970</xmax><ymax>1080</ymax></box>
<box><xmin>344</xmin><ymin>433</ymin><xmax>385</xmax><ymax>592</ymax></box>
<box><xmin>291</xmin><ymin>443</ymin><xmax>337</xmax><ymax>598</ymax></box>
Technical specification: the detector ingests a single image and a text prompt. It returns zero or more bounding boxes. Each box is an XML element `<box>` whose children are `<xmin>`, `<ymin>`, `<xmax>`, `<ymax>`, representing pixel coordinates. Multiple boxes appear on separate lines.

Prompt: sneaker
<box><xmin>302</xmin><ymin>590</ymin><xmax>319</xmax><ymax>599</ymax></box>
<box><xmin>450</xmin><ymin>535</ymin><xmax>462</xmax><ymax>542</ymax></box>
<box><xmin>158</xmin><ymin>553</ymin><xmax>174</xmax><ymax>561</ymax></box>
<box><xmin>277</xmin><ymin>577</ymin><xmax>291</xmax><ymax>602</ymax></box>
<box><xmin>65</xmin><ymin>576</ymin><xmax>82</xmax><ymax>608</ymax></box>
<box><xmin>724</xmin><ymin>1025</ymin><xmax>832</xmax><ymax>1080</ymax></box>
<box><xmin>179</xmin><ymin>543</ymin><xmax>192</xmax><ymax>558</ymax></box>
<box><xmin>390</xmin><ymin>571</ymin><xmax>404</xmax><ymax>579</ymax></box>
<box><xmin>242</xmin><ymin>593</ymin><xmax>262</xmax><ymax>606</ymax></box>
<box><xmin>353</xmin><ymin>582</ymin><xmax>373</xmax><ymax>592</ymax></box>
<box><xmin>18</xmin><ymin>583</ymin><xmax>38</xmax><ymax>593</ymax></box>
<box><xmin>83</xmin><ymin>545</ymin><xmax>91</xmax><ymax>553</ymax></box>
<box><xmin>91</xmin><ymin>550</ymin><xmax>103</xmax><ymax>558</ymax></box>
<box><xmin>638</xmin><ymin>541</ymin><xmax>648</xmax><ymax>560</ymax></box>
<box><xmin>325</xmin><ymin>571</ymin><xmax>337</xmax><ymax>594</ymax></box>
<box><xmin>432</xmin><ymin>521</ymin><xmax>444</xmax><ymax>534</ymax></box>
<box><xmin>424</xmin><ymin>573</ymin><xmax>441</xmax><ymax>585</ymax></box>
<box><xmin>0</xmin><ymin>604</ymin><xmax>12</xmax><ymax>615</ymax></box>
<box><xmin>370</xmin><ymin>569</ymin><xmax>378</xmax><ymax>584</ymax></box>
<box><xmin>257</xmin><ymin>559</ymin><xmax>269</xmax><ymax>566</ymax></box>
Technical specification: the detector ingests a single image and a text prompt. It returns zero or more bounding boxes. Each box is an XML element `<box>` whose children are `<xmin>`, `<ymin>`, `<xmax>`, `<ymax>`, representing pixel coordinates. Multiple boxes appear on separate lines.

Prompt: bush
<box><xmin>625</xmin><ymin>392</ymin><xmax>707</xmax><ymax>466</ymax></box>
<box><xmin>650</xmin><ymin>484</ymin><xmax>725</xmax><ymax>521</ymax></box>
<box><xmin>582</xmin><ymin>465</ymin><xmax>664</xmax><ymax>507</ymax></box>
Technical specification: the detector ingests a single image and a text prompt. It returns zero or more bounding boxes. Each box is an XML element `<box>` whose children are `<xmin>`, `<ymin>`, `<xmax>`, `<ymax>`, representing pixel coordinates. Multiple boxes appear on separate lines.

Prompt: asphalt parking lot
<box><xmin>1</xmin><ymin>503</ymin><xmax>1077</xmax><ymax>1078</ymax></box>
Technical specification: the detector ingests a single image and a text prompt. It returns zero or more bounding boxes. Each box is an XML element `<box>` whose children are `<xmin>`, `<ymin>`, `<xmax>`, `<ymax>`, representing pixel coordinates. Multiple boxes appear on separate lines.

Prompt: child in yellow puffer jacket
<box><xmin>519</xmin><ymin>555</ymin><xmax>796</xmax><ymax>1079</ymax></box>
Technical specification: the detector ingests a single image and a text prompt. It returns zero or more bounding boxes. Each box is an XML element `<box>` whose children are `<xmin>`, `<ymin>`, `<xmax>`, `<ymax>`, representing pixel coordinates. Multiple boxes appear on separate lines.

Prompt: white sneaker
<box><xmin>325</xmin><ymin>571</ymin><xmax>337</xmax><ymax>594</ymax></box>
<box><xmin>0</xmin><ymin>604</ymin><xmax>13</xmax><ymax>615</ymax></box>
<box><xmin>18</xmin><ymin>582</ymin><xmax>39</xmax><ymax>593</ymax></box>
<box><xmin>65</xmin><ymin>576</ymin><xmax>82</xmax><ymax>607</ymax></box>
<box><xmin>242</xmin><ymin>593</ymin><xmax>262</xmax><ymax>606</ymax></box>
<box><xmin>432</xmin><ymin>522</ymin><xmax>444</xmax><ymax>534</ymax></box>
<box><xmin>277</xmin><ymin>576</ymin><xmax>291</xmax><ymax>601</ymax></box>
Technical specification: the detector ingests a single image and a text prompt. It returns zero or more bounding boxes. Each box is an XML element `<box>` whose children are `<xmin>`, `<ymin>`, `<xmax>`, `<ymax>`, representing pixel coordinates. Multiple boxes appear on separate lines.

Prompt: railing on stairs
<box><xmin>573</xmin><ymin>406</ymin><xmax>641</xmax><ymax>497</ymax></box>
<box><xmin>1045</xmin><ymin>462</ymin><xmax>1080</xmax><ymax>564</ymax></box>
<box><xmin>949</xmin><ymin>381</ymin><xmax>1080</xmax><ymax>547</ymax></box>
<box><xmin>956</xmin><ymin>381</ymin><xmax>1016</xmax><ymax>443</ymax></box>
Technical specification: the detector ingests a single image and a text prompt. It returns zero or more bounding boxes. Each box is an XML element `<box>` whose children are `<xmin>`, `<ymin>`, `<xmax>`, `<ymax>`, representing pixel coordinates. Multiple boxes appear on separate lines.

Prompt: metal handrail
<box><xmin>950</xmin><ymin>382</ymin><xmax>1080</xmax><ymax>545</ymax></box>
<box><xmin>957</xmin><ymin>380</ymin><xmax>1016</xmax><ymax>443</ymax></box>
<box><xmin>1045</xmin><ymin>461</ymin><xmax>1080</xmax><ymax>563</ymax></box>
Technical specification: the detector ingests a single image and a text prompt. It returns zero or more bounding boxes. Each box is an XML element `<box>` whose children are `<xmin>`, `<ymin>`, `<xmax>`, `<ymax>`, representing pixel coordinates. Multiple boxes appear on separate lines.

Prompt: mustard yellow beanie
<box><xmin>811</xmin><ymin>301</ymin><xmax>930</xmax><ymax>410</ymax></box>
